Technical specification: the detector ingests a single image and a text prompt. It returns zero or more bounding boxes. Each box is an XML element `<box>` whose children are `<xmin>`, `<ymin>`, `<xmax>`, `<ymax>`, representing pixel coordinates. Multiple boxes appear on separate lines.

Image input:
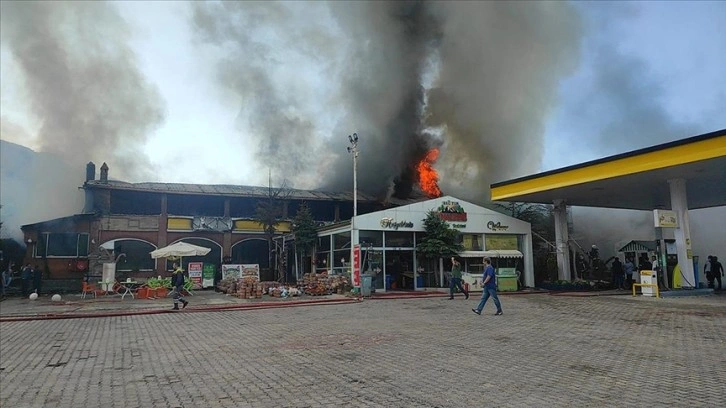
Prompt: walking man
<box><xmin>171</xmin><ymin>263</ymin><xmax>189</xmax><ymax>310</ymax></box>
<box><xmin>449</xmin><ymin>257</ymin><xmax>469</xmax><ymax>300</ymax></box>
<box><xmin>472</xmin><ymin>258</ymin><xmax>503</xmax><ymax>316</ymax></box>
<box><xmin>711</xmin><ymin>256</ymin><xmax>724</xmax><ymax>291</ymax></box>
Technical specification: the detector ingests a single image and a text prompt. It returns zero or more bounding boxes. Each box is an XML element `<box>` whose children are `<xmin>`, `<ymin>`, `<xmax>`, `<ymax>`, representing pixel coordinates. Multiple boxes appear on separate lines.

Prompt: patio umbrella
<box><xmin>150</xmin><ymin>242</ymin><xmax>211</xmax><ymax>259</ymax></box>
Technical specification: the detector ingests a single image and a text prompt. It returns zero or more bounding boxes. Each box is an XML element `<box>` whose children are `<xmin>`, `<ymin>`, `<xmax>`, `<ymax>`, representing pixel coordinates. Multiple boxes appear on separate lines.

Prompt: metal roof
<box><xmin>84</xmin><ymin>180</ymin><xmax>385</xmax><ymax>202</ymax></box>
<box><xmin>490</xmin><ymin>128</ymin><xmax>726</xmax><ymax>210</ymax></box>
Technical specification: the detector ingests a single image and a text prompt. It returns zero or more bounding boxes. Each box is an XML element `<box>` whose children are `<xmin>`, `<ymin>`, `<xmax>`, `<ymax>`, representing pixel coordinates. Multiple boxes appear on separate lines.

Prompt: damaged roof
<box><xmin>84</xmin><ymin>179</ymin><xmax>426</xmax><ymax>205</ymax></box>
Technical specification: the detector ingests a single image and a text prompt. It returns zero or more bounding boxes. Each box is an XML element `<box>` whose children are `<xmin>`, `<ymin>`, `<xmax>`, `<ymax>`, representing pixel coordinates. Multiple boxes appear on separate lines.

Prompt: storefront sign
<box><xmin>380</xmin><ymin>217</ymin><xmax>414</xmax><ymax>229</ymax></box>
<box><xmin>653</xmin><ymin>209</ymin><xmax>677</xmax><ymax>228</ymax></box>
<box><xmin>202</xmin><ymin>264</ymin><xmax>216</xmax><ymax>288</ymax></box>
<box><xmin>437</xmin><ymin>200</ymin><xmax>467</xmax><ymax>222</ymax></box>
<box><xmin>188</xmin><ymin>262</ymin><xmax>203</xmax><ymax>286</ymax></box>
<box><xmin>486</xmin><ymin>221</ymin><xmax>509</xmax><ymax>231</ymax></box>
<box><xmin>352</xmin><ymin>245</ymin><xmax>361</xmax><ymax>287</ymax></box>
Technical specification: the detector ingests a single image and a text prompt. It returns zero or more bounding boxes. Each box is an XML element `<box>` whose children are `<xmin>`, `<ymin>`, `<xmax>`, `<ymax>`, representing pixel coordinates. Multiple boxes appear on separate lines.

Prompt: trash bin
<box><xmin>385</xmin><ymin>275</ymin><xmax>393</xmax><ymax>290</ymax></box>
<box><xmin>361</xmin><ymin>274</ymin><xmax>374</xmax><ymax>297</ymax></box>
<box><xmin>496</xmin><ymin>273</ymin><xmax>518</xmax><ymax>292</ymax></box>
<box><xmin>416</xmin><ymin>275</ymin><xmax>423</xmax><ymax>288</ymax></box>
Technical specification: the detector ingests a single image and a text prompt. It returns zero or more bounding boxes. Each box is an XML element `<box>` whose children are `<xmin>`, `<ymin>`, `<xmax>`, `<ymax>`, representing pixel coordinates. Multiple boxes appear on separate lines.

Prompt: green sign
<box><xmin>202</xmin><ymin>264</ymin><xmax>216</xmax><ymax>288</ymax></box>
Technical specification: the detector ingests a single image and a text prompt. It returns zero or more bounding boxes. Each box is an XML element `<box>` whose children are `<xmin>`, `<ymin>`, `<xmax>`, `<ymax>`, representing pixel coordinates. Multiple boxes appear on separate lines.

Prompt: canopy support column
<box><xmin>668</xmin><ymin>178</ymin><xmax>695</xmax><ymax>288</ymax></box>
<box><xmin>553</xmin><ymin>199</ymin><xmax>572</xmax><ymax>281</ymax></box>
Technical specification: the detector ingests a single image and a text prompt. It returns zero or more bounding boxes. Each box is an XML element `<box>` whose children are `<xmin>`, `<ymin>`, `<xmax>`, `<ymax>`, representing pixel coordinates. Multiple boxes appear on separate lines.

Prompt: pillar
<box><xmin>553</xmin><ymin>199</ymin><xmax>572</xmax><ymax>281</ymax></box>
<box><xmin>668</xmin><ymin>178</ymin><xmax>695</xmax><ymax>288</ymax></box>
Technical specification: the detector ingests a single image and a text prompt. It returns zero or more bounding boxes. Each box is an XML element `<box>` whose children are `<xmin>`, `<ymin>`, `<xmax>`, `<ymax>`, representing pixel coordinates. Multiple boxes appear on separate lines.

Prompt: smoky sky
<box><xmin>0</xmin><ymin>1</ymin><xmax>164</xmax><ymax>181</ymax></box>
<box><xmin>192</xmin><ymin>1</ymin><xmax>582</xmax><ymax>201</ymax></box>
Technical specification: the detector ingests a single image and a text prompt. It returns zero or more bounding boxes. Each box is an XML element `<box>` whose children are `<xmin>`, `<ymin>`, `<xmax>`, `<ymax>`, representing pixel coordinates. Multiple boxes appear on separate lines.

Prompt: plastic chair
<box><xmin>81</xmin><ymin>282</ymin><xmax>104</xmax><ymax>299</ymax></box>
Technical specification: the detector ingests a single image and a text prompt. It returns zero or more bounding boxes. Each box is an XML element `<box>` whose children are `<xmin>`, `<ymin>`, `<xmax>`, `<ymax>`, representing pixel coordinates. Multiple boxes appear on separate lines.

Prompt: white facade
<box><xmin>316</xmin><ymin>196</ymin><xmax>534</xmax><ymax>290</ymax></box>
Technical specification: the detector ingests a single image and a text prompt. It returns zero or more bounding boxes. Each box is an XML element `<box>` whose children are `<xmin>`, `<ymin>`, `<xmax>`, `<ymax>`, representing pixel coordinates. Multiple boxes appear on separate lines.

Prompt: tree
<box><xmin>254</xmin><ymin>173</ymin><xmax>292</xmax><ymax>281</ymax></box>
<box><xmin>417</xmin><ymin>210</ymin><xmax>463</xmax><ymax>262</ymax></box>
<box><xmin>495</xmin><ymin>202</ymin><xmax>557</xmax><ymax>283</ymax></box>
<box><xmin>291</xmin><ymin>202</ymin><xmax>317</xmax><ymax>278</ymax></box>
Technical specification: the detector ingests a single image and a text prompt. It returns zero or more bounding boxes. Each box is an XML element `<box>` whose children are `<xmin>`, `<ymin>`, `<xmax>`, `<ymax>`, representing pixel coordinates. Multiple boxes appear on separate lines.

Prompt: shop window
<box><xmin>315</xmin><ymin>251</ymin><xmax>330</xmax><ymax>272</ymax></box>
<box><xmin>484</xmin><ymin>234</ymin><xmax>519</xmax><ymax>250</ymax></box>
<box><xmin>317</xmin><ymin>236</ymin><xmax>331</xmax><ymax>251</ymax></box>
<box><xmin>458</xmin><ymin>234</ymin><xmax>483</xmax><ymax>251</ymax></box>
<box><xmin>384</xmin><ymin>231</ymin><xmax>413</xmax><ymax>248</ymax></box>
<box><xmin>334</xmin><ymin>231</ymin><xmax>351</xmax><ymax>250</ymax></box>
<box><xmin>39</xmin><ymin>233</ymin><xmax>90</xmax><ymax>258</ymax></box>
<box><xmin>359</xmin><ymin>230</ymin><xmax>383</xmax><ymax>247</ymax></box>
<box><xmin>110</xmin><ymin>190</ymin><xmax>161</xmax><ymax>215</ymax></box>
<box><xmin>168</xmin><ymin>194</ymin><xmax>225</xmax><ymax>216</ymax></box>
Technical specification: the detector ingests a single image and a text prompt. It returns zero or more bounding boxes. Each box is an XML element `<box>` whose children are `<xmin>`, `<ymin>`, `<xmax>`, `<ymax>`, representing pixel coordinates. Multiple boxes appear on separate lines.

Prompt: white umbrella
<box><xmin>150</xmin><ymin>242</ymin><xmax>211</xmax><ymax>259</ymax></box>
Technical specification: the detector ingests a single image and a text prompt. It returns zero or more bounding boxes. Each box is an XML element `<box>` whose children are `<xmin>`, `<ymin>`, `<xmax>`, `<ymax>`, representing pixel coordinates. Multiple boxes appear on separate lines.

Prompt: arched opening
<box><xmin>231</xmin><ymin>239</ymin><xmax>270</xmax><ymax>279</ymax></box>
<box><xmin>165</xmin><ymin>238</ymin><xmax>223</xmax><ymax>273</ymax></box>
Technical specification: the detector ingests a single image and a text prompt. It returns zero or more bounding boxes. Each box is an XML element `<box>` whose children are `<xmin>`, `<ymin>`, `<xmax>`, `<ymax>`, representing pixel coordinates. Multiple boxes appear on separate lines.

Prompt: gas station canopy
<box><xmin>489</xmin><ymin>128</ymin><xmax>726</xmax><ymax>287</ymax></box>
<box><xmin>490</xmin><ymin>128</ymin><xmax>726</xmax><ymax>210</ymax></box>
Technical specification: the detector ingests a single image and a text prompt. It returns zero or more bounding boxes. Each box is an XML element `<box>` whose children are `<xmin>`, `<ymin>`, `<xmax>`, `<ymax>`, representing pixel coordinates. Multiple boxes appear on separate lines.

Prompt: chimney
<box><xmin>100</xmin><ymin>162</ymin><xmax>109</xmax><ymax>183</ymax></box>
<box><xmin>86</xmin><ymin>162</ymin><xmax>96</xmax><ymax>182</ymax></box>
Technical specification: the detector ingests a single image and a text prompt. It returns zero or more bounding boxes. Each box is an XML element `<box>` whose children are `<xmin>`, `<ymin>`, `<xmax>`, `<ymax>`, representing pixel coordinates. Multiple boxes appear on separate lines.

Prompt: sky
<box><xmin>1</xmin><ymin>1</ymin><xmax>724</xmax><ymax>257</ymax></box>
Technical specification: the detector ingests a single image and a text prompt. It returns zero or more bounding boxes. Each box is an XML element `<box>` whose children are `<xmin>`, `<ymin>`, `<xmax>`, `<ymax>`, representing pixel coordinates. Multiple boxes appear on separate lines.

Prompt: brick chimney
<box><xmin>100</xmin><ymin>162</ymin><xmax>109</xmax><ymax>183</ymax></box>
<box><xmin>86</xmin><ymin>162</ymin><xmax>96</xmax><ymax>182</ymax></box>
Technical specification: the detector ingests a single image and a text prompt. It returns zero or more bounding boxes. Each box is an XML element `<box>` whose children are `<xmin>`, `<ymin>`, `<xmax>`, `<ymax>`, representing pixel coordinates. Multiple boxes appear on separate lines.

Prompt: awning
<box><xmin>459</xmin><ymin>250</ymin><xmax>523</xmax><ymax>259</ymax></box>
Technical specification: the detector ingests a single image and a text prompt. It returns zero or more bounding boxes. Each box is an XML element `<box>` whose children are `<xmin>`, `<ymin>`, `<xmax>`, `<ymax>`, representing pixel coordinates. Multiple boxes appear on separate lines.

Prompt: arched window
<box><xmin>231</xmin><ymin>239</ymin><xmax>269</xmax><ymax>268</ymax></box>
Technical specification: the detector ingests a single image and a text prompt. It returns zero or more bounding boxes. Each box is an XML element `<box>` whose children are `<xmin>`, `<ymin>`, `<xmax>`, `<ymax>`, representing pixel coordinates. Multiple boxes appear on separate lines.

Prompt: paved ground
<box><xmin>1</xmin><ymin>292</ymin><xmax>725</xmax><ymax>407</ymax></box>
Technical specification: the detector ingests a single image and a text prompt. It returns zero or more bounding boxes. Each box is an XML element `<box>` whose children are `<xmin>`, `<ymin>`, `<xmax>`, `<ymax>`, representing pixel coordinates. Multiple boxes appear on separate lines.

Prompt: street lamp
<box><xmin>347</xmin><ymin>133</ymin><xmax>359</xmax><ymax>289</ymax></box>
<box><xmin>347</xmin><ymin>132</ymin><xmax>359</xmax><ymax>220</ymax></box>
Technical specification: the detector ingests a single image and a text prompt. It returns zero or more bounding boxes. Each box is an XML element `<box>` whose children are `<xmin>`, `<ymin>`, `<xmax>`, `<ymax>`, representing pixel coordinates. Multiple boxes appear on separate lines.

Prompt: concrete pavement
<box><xmin>1</xmin><ymin>291</ymin><xmax>724</xmax><ymax>407</ymax></box>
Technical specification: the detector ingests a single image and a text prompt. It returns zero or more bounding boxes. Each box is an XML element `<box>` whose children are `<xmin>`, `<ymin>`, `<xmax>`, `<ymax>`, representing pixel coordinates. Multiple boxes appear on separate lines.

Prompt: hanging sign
<box><xmin>653</xmin><ymin>209</ymin><xmax>677</xmax><ymax>228</ymax></box>
<box><xmin>352</xmin><ymin>244</ymin><xmax>361</xmax><ymax>287</ymax></box>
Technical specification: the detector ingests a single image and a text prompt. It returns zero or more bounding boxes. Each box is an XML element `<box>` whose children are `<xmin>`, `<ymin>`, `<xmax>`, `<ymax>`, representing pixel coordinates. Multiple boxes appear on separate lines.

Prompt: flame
<box><xmin>417</xmin><ymin>148</ymin><xmax>442</xmax><ymax>198</ymax></box>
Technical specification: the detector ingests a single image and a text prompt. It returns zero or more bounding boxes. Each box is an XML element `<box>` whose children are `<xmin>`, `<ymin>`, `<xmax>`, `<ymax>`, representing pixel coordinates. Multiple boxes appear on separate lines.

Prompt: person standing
<box><xmin>171</xmin><ymin>263</ymin><xmax>188</xmax><ymax>310</ymax></box>
<box><xmin>32</xmin><ymin>264</ymin><xmax>43</xmax><ymax>295</ymax></box>
<box><xmin>704</xmin><ymin>256</ymin><xmax>714</xmax><ymax>288</ymax></box>
<box><xmin>624</xmin><ymin>257</ymin><xmax>635</xmax><ymax>290</ymax></box>
<box><xmin>20</xmin><ymin>264</ymin><xmax>32</xmax><ymax>297</ymax></box>
<box><xmin>448</xmin><ymin>257</ymin><xmax>469</xmax><ymax>300</ymax></box>
<box><xmin>472</xmin><ymin>258</ymin><xmax>503</xmax><ymax>316</ymax></box>
<box><xmin>711</xmin><ymin>256</ymin><xmax>724</xmax><ymax>291</ymax></box>
<box><xmin>611</xmin><ymin>257</ymin><xmax>624</xmax><ymax>289</ymax></box>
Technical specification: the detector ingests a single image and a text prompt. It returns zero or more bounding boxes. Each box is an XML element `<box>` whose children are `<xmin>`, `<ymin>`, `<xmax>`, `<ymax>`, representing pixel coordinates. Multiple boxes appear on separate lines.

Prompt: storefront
<box><xmin>315</xmin><ymin>196</ymin><xmax>534</xmax><ymax>291</ymax></box>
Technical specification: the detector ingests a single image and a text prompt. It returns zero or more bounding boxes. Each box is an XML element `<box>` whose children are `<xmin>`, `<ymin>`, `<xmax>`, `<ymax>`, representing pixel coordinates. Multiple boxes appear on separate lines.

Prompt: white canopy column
<box><xmin>553</xmin><ymin>199</ymin><xmax>572</xmax><ymax>281</ymax></box>
<box><xmin>668</xmin><ymin>178</ymin><xmax>695</xmax><ymax>288</ymax></box>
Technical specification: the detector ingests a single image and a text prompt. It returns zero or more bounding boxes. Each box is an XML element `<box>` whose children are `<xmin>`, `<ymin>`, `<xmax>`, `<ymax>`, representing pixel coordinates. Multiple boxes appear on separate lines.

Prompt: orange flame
<box><xmin>417</xmin><ymin>148</ymin><xmax>442</xmax><ymax>198</ymax></box>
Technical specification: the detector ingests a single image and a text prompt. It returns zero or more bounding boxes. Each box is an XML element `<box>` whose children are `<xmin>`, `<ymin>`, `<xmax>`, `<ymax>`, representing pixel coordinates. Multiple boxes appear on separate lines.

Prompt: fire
<box><xmin>417</xmin><ymin>148</ymin><xmax>442</xmax><ymax>198</ymax></box>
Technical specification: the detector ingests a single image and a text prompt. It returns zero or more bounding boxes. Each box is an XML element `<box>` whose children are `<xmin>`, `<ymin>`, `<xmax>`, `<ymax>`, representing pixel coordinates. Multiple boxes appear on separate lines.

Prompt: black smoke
<box><xmin>191</xmin><ymin>1</ymin><xmax>582</xmax><ymax>201</ymax></box>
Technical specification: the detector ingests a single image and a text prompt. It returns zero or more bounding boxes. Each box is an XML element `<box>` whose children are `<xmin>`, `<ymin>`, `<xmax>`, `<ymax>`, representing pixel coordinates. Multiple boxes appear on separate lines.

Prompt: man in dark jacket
<box><xmin>21</xmin><ymin>264</ymin><xmax>32</xmax><ymax>297</ymax></box>
<box><xmin>32</xmin><ymin>264</ymin><xmax>43</xmax><ymax>295</ymax></box>
<box><xmin>171</xmin><ymin>263</ymin><xmax>189</xmax><ymax>310</ymax></box>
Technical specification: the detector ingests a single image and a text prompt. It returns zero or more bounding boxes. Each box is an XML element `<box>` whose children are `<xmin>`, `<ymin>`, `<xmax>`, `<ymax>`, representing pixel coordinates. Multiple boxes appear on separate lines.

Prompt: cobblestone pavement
<box><xmin>1</xmin><ymin>293</ymin><xmax>725</xmax><ymax>407</ymax></box>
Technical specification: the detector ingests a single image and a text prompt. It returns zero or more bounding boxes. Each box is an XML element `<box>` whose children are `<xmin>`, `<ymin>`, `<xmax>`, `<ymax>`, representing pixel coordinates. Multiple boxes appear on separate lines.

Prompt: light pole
<box><xmin>347</xmin><ymin>133</ymin><xmax>359</xmax><ymax>289</ymax></box>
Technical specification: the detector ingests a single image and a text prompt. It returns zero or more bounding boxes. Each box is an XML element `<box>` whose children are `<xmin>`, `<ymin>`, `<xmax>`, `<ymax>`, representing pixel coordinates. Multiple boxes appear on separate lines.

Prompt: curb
<box><xmin>0</xmin><ymin>298</ymin><xmax>361</xmax><ymax>322</ymax></box>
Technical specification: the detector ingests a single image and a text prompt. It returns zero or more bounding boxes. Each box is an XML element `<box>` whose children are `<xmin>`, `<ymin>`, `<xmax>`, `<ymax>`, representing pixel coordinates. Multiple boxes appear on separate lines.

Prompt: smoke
<box><xmin>0</xmin><ymin>1</ymin><xmax>165</xmax><ymax>238</ymax></box>
<box><xmin>554</xmin><ymin>2</ymin><xmax>726</xmax><ymax>260</ymax></box>
<box><xmin>0</xmin><ymin>1</ymin><xmax>164</xmax><ymax>181</ymax></box>
<box><xmin>191</xmin><ymin>1</ymin><xmax>582</xmax><ymax>200</ymax></box>
<box><xmin>191</xmin><ymin>1</ymin><xmax>338</xmax><ymax>189</ymax></box>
